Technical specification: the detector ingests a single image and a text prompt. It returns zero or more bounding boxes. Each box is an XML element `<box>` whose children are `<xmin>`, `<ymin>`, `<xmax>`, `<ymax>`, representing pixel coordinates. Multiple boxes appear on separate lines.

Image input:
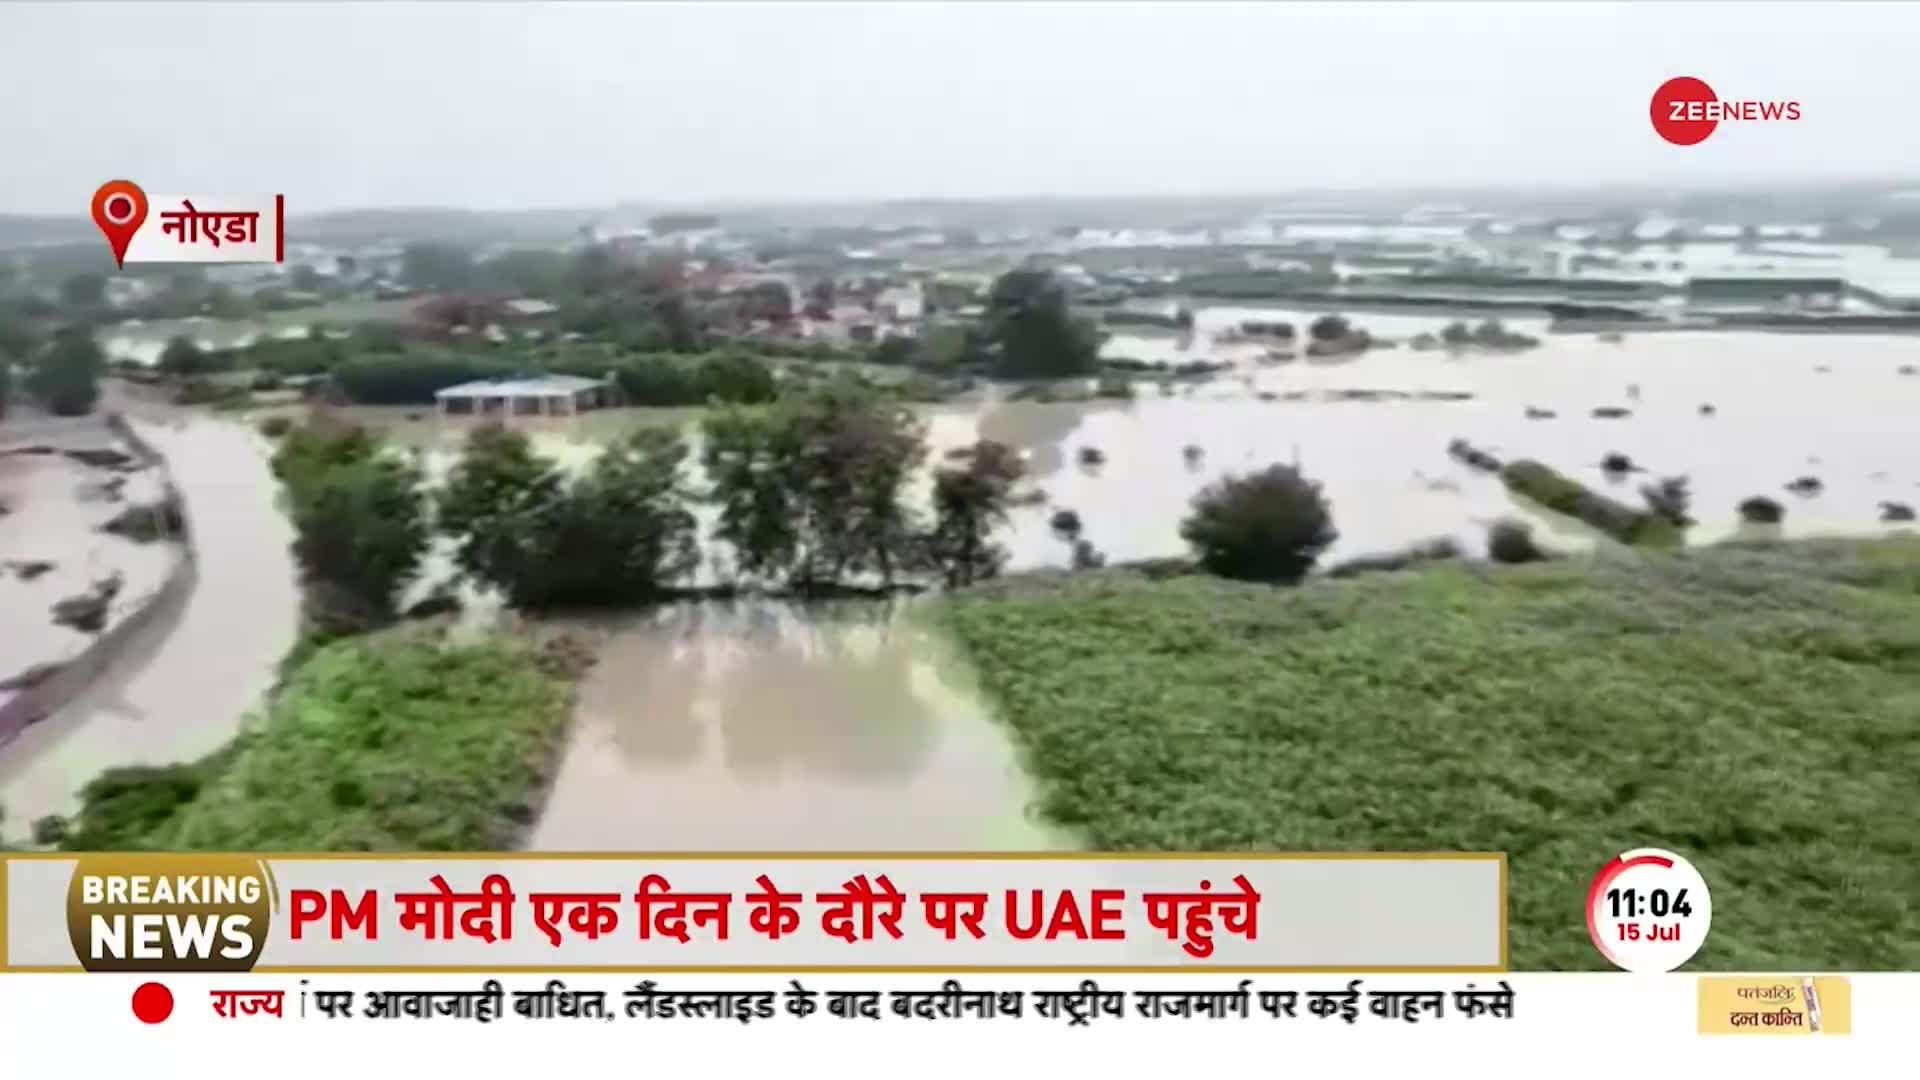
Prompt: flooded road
<box><xmin>529</xmin><ymin>601</ymin><xmax>1066</xmax><ymax>851</ymax></box>
<box><xmin>0</xmin><ymin>404</ymin><xmax>300</xmax><ymax>833</ymax></box>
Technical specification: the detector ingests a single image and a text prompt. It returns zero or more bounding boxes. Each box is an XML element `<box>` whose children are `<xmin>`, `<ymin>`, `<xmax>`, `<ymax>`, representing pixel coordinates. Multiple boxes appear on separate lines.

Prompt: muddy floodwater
<box><xmin>529</xmin><ymin>602</ymin><xmax>1069</xmax><ymax>851</ymax></box>
<box><xmin>0</xmin><ymin>403</ymin><xmax>300</xmax><ymax>834</ymax></box>
<box><xmin>5</xmin><ymin>313</ymin><xmax>1916</xmax><ymax>846</ymax></box>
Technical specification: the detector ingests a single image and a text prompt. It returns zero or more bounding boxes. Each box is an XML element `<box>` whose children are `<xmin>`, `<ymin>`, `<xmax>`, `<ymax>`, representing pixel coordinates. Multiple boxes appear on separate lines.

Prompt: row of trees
<box><xmin>269</xmin><ymin>379</ymin><xmax>1034</xmax><ymax>621</ymax></box>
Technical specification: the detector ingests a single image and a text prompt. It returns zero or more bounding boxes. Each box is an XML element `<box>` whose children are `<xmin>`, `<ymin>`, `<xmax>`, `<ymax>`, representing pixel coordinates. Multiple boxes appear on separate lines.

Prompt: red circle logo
<box><xmin>1652</xmin><ymin>76</ymin><xmax>1718</xmax><ymax>146</ymax></box>
<box><xmin>131</xmin><ymin>981</ymin><xmax>174</xmax><ymax>1024</ymax></box>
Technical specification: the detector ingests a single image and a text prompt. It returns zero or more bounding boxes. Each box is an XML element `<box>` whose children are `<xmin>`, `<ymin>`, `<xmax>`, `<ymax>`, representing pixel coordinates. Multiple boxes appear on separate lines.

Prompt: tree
<box><xmin>437</xmin><ymin>425</ymin><xmax>698</xmax><ymax>608</ymax></box>
<box><xmin>982</xmin><ymin>269</ymin><xmax>1100</xmax><ymax>379</ymax></box>
<box><xmin>27</xmin><ymin>329</ymin><xmax>104</xmax><ymax>416</ymax></box>
<box><xmin>703</xmin><ymin>378</ymin><xmax>927</xmax><ymax>590</ymax></box>
<box><xmin>925</xmin><ymin>441</ymin><xmax>1024</xmax><ymax>588</ymax></box>
<box><xmin>285</xmin><ymin>451</ymin><xmax>429</xmax><ymax>627</ymax></box>
<box><xmin>1180</xmin><ymin>464</ymin><xmax>1338</xmax><ymax>584</ymax></box>
<box><xmin>157</xmin><ymin>334</ymin><xmax>213</xmax><ymax>376</ymax></box>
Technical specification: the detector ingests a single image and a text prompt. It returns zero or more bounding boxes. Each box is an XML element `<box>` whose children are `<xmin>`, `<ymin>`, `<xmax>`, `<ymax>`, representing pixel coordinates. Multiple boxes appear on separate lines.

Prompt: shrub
<box><xmin>1487</xmin><ymin>519</ymin><xmax>1548</xmax><ymax>564</ymax></box>
<box><xmin>1078</xmin><ymin>446</ymin><xmax>1106</xmax><ymax>466</ymax></box>
<box><xmin>257</xmin><ymin>415</ymin><xmax>294</xmax><ymax>438</ymax></box>
<box><xmin>286</xmin><ymin>455</ymin><xmax>430</xmax><ymax>621</ymax></box>
<box><xmin>158</xmin><ymin>335</ymin><xmax>218</xmax><ymax>376</ymax></box>
<box><xmin>1095</xmin><ymin>373</ymin><xmax>1134</xmax><ymax>399</ymax></box>
<box><xmin>1739</xmin><ymin>496</ymin><xmax>1785</xmax><ymax>524</ymax></box>
<box><xmin>1180</xmin><ymin>464</ymin><xmax>1338</xmax><ymax>584</ymax></box>
<box><xmin>1601</xmin><ymin>452</ymin><xmax>1634</xmax><ymax>473</ymax></box>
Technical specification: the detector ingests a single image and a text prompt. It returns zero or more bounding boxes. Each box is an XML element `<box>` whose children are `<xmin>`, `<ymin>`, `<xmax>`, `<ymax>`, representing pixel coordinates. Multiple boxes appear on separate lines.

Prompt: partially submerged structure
<box><xmin>434</xmin><ymin>375</ymin><xmax>616</xmax><ymax>419</ymax></box>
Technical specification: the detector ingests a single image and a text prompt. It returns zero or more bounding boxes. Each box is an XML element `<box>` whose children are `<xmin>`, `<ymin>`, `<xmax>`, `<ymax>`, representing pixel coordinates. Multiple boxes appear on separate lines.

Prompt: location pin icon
<box><xmin>91</xmin><ymin>180</ymin><xmax>148</xmax><ymax>269</ymax></box>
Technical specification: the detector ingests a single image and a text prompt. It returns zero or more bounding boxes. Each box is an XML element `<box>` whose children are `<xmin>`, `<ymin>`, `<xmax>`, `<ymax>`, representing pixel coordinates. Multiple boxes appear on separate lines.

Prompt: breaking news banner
<box><xmin>91</xmin><ymin>179</ymin><xmax>284</xmax><ymax>267</ymax></box>
<box><xmin>5</xmin><ymin>852</ymin><xmax>1505</xmax><ymax>971</ymax></box>
<box><xmin>0</xmin><ymin>852</ymin><xmax>1896</xmax><ymax>1075</ymax></box>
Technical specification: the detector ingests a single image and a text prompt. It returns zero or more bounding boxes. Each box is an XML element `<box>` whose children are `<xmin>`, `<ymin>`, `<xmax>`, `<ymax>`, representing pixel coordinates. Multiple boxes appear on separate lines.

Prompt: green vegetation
<box><xmin>1180</xmin><ymin>464</ymin><xmax>1338</xmax><ymax>584</ymax></box>
<box><xmin>943</xmin><ymin>537</ymin><xmax>1920</xmax><ymax>969</ymax></box>
<box><xmin>1502</xmin><ymin>459</ymin><xmax>1680</xmax><ymax>547</ymax></box>
<box><xmin>702</xmin><ymin>378</ymin><xmax>928</xmax><ymax>590</ymax></box>
<box><xmin>982</xmin><ymin>270</ymin><xmax>1101</xmax><ymax>379</ymax></box>
<box><xmin>26</xmin><ymin>328</ymin><xmax>104</xmax><ymax>415</ymax></box>
<box><xmin>438</xmin><ymin>425</ymin><xmax>699</xmax><ymax>608</ymax></box>
<box><xmin>925</xmin><ymin>441</ymin><xmax>1025</xmax><ymax>588</ymax></box>
<box><xmin>56</xmin><ymin>628</ymin><xmax>584</xmax><ymax>850</ymax></box>
<box><xmin>271</xmin><ymin>417</ymin><xmax>429</xmax><ymax>630</ymax></box>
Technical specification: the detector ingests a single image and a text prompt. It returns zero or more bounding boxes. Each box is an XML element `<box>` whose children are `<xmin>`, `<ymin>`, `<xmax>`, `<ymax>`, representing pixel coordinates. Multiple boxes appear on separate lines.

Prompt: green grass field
<box><xmin>942</xmin><ymin>538</ymin><xmax>1920</xmax><ymax>970</ymax></box>
<box><xmin>58</xmin><ymin>626</ymin><xmax>585</xmax><ymax>851</ymax></box>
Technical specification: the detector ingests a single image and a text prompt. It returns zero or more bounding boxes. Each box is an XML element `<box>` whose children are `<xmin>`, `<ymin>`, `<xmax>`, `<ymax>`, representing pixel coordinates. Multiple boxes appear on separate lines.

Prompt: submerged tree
<box><xmin>703</xmin><ymin>377</ymin><xmax>928</xmax><ymax>591</ymax></box>
<box><xmin>981</xmin><ymin>269</ymin><xmax>1101</xmax><ymax>379</ymax></box>
<box><xmin>925</xmin><ymin>440</ymin><xmax>1025</xmax><ymax>588</ymax></box>
<box><xmin>438</xmin><ymin>424</ymin><xmax>699</xmax><ymax>608</ymax></box>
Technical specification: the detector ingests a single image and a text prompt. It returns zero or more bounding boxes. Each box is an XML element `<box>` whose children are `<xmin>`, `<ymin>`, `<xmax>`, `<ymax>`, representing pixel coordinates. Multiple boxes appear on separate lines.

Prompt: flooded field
<box><xmin>530</xmin><ymin>602</ymin><xmax>1067</xmax><ymax>851</ymax></box>
<box><xmin>95</xmin><ymin>298</ymin><xmax>420</xmax><ymax>366</ymax></box>
<box><xmin>5</xmin><ymin>313</ymin><xmax>1915</xmax><ymax>846</ymax></box>
<box><xmin>0</xmin><ymin>407</ymin><xmax>300</xmax><ymax>834</ymax></box>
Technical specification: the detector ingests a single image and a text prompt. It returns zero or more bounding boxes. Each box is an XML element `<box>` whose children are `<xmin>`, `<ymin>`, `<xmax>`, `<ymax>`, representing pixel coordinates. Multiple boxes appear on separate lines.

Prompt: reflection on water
<box><xmin>529</xmin><ymin>600</ymin><xmax>1067</xmax><ymax>851</ymax></box>
<box><xmin>0</xmin><ymin>408</ymin><xmax>300</xmax><ymax>831</ymax></box>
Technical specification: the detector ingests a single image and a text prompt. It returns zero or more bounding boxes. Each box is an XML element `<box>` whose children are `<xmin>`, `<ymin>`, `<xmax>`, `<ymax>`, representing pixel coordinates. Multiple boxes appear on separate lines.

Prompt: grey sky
<box><xmin>2</xmin><ymin>1</ymin><xmax>1916</xmax><ymax>214</ymax></box>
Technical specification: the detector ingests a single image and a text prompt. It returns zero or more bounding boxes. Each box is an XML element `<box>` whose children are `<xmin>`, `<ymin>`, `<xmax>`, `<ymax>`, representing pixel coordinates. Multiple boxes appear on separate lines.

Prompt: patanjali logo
<box><xmin>1650</xmin><ymin>76</ymin><xmax>1801</xmax><ymax>146</ymax></box>
<box><xmin>65</xmin><ymin>854</ymin><xmax>276</xmax><ymax>972</ymax></box>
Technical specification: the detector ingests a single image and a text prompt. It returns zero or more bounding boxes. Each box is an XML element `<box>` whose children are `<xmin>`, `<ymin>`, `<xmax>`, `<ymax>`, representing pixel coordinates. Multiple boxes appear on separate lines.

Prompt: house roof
<box><xmin>502</xmin><ymin>298</ymin><xmax>560</xmax><ymax>317</ymax></box>
<box><xmin>435</xmin><ymin>375</ymin><xmax>609</xmax><ymax>399</ymax></box>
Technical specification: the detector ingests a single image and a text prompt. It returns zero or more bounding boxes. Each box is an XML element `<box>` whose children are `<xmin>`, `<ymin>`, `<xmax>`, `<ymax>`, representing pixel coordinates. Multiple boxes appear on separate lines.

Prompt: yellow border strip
<box><xmin>0</xmin><ymin>852</ymin><xmax>1507</xmax><ymax>975</ymax></box>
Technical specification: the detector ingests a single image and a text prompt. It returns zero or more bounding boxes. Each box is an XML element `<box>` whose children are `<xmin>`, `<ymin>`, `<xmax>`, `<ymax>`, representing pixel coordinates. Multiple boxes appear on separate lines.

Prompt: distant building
<box><xmin>434</xmin><ymin>375</ymin><xmax>615</xmax><ymax>420</ymax></box>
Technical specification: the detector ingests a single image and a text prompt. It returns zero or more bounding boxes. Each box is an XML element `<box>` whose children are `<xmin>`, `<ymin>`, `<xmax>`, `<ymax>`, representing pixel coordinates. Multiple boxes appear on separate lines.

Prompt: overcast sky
<box><xmin>2</xmin><ymin>1</ymin><xmax>1916</xmax><ymax>214</ymax></box>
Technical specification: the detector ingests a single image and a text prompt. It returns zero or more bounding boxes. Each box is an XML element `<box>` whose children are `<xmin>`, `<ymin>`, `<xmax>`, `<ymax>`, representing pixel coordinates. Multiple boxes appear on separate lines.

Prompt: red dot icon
<box><xmin>131</xmin><ymin>981</ymin><xmax>174</xmax><ymax>1024</ymax></box>
<box><xmin>1651</xmin><ymin>76</ymin><xmax>1718</xmax><ymax>146</ymax></box>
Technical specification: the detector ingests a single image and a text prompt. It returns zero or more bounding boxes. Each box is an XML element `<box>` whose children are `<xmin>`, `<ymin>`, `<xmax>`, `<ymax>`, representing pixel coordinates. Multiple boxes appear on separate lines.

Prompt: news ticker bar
<box><xmin>1</xmin><ymin>853</ymin><xmax>1505</xmax><ymax>973</ymax></box>
<box><xmin>50</xmin><ymin>975</ymin><xmax>1863</xmax><ymax>1037</ymax></box>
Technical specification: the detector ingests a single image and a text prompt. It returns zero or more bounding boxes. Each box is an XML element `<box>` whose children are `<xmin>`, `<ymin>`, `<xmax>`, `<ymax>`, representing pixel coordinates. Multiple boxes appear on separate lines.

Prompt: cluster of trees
<box><xmin>269</xmin><ymin>379</ymin><xmax>1030</xmax><ymax>617</ymax></box>
<box><xmin>268</xmin><ymin>417</ymin><xmax>430</xmax><ymax>632</ymax></box>
<box><xmin>18</xmin><ymin>329</ymin><xmax>106</xmax><ymax>416</ymax></box>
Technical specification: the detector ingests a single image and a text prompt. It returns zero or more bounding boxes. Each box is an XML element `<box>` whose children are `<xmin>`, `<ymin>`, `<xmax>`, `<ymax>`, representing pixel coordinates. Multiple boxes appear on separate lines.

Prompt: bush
<box><xmin>257</xmin><ymin>415</ymin><xmax>294</xmax><ymax>439</ymax></box>
<box><xmin>1487</xmin><ymin>519</ymin><xmax>1548</xmax><ymax>564</ymax></box>
<box><xmin>1070</xmin><ymin>539</ymin><xmax>1106</xmax><ymax>570</ymax></box>
<box><xmin>275</xmin><ymin>418</ymin><xmax>428</xmax><ymax>621</ymax></box>
<box><xmin>1180</xmin><ymin>464</ymin><xmax>1338</xmax><ymax>584</ymax></box>
<box><xmin>158</xmin><ymin>334</ymin><xmax>218</xmax><ymax>376</ymax></box>
<box><xmin>1739</xmin><ymin>496</ymin><xmax>1785</xmax><ymax>524</ymax></box>
<box><xmin>1094</xmin><ymin>374</ymin><xmax>1134</xmax><ymax>399</ymax></box>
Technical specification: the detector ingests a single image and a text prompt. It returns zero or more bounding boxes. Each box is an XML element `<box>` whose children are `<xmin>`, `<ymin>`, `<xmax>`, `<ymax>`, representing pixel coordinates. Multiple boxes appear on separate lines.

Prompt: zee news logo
<box><xmin>1651</xmin><ymin>76</ymin><xmax>1801</xmax><ymax>146</ymax></box>
<box><xmin>65</xmin><ymin>854</ymin><xmax>275</xmax><ymax>972</ymax></box>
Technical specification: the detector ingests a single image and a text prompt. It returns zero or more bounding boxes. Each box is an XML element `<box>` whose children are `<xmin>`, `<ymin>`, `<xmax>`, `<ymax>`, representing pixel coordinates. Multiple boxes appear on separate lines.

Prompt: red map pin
<box><xmin>91</xmin><ymin>180</ymin><xmax>148</xmax><ymax>269</ymax></box>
